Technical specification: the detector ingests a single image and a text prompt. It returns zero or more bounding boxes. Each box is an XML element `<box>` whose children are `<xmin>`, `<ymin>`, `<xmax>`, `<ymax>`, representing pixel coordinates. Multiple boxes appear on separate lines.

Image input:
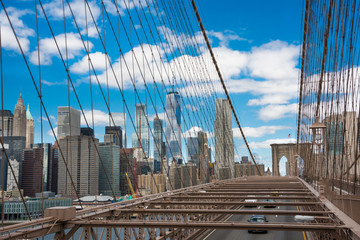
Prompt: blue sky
<box><xmin>0</xmin><ymin>0</ymin><xmax>304</xmax><ymax>172</ymax></box>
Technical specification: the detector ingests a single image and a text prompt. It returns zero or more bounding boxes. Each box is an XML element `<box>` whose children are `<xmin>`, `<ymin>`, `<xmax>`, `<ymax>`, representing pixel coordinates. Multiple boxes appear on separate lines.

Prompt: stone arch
<box><xmin>271</xmin><ymin>143</ymin><xmax>296</xmax><ymax>176</ymax></box>
<box><xmin>278</xmin><ymin>156</ymin><xmax>288</xmax><ymax>176</ymax></box>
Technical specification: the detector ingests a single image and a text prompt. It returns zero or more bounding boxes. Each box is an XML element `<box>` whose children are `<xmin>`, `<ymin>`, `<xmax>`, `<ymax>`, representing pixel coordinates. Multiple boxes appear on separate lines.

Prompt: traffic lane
<box><xmin>205</xmin><ymin>202</ymin><xmax>305</xmax><ymax>240</ymax></box>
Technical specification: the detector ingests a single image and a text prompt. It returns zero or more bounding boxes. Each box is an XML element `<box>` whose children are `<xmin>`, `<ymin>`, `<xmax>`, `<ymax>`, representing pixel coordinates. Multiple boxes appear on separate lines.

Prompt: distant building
<box><xmin>241</xmin><ymin>156</ymin><xmax>249</xmax><ymax>164</ymax></box>
<box><xmin>57</xmin><ymin>106</ymin><xmax>81</xmax><ymax>138</ymax></box>
<box><xmin>235</xmin><ymin>162</ymin><xmax>265</xmax><ymax>177</ymax></box>
<box><xmin>137</xmin><ymin>160</ymin><xmax>151</xmax><ymax>175</ymax></box>
<box><xmin>153</xmin><ymin>116</ymin><xmax>163</xmax><ymax>173</ymax></box>
<box><xmin>32</xmin><ymin>143</ymin><xmax>52</xmax><ymax>192</ymax></box>
<box><xmin>265</xmin><ymin>167</ymin><xmax>272</xmax><ymax>176</ymax></box>
<box><xmin>13</xmin><ymin>94</ymin><xmax>26</xmax><ymax>137</ymax></box>
<box><xmin>132</xmin><ymin>104</ymin><xmax>150</xmax><ymax>158</ymax></box>
<box><xmin>168</xmin><ymin>159</ymin><xmax>182</xmax><ymax>190</ymax></box>
<box><xmin>0</xmin><ymin>110</ymin><xmax>13</xmax><ymax>137</ymax></box>
<box><xmin>138</xmin><ymin>173</ymin><xmax>166</xmax><ymax>195</ymax></box>
<box><xmin>0</xmin><ymin>136</ymin><xmax>26</xmax><ymax>190</ymax></box>
<box><xmin>104</xmin><ymin>126</ymin><xmax>123</xmax><ymax>147</ymax></box>
<box><xmin>21</xmin><ymin>148</ymin><xmax>43</xmax><ymax>197</ymax></box>
<box><xmin>6</xmin><ymin>158</ymin><xmax>19</xmax><ymax>191</ymax></box>
<box><xmin>181</xmin><ymin>163</ymin><xmax>197</xmax><ymax>188</ymax></box>
<box><xmin>187</xmin><ymin>136</ymin><xmax>199</xmax><ymax>166</ymax></box>
<box><xmin>165</xmin><ymin>91</ymin><xmax>181</xmax><ymax>173</ymax></box>
<box><xmin>98</xmin><ymin>143</ymin><xmax>121</xmax><ymax>196</ymax></box>
<box><xmin>25</xmin><ymin>105</ymin><xmax>34</xmax><ymax>148</ymax></box>
<box><xmin>58</xmin><ymin>135</ymin><xmax>99</xmax><ymax>197</ymax></box>
<box><xmin>215</xmin><ymin>99</ymin><xmax>234</xmax><ymax>179</ymax></box>
<box><xmin>49</xmin><ymin>144</ymin><xmax>58</xmax><ymax>194</ymax></box>
<box><xmin>80</xmin><ymin>127</ymin><xmax>94</xmax><ymax>137</ymax></box>
<box><xmin>0</xmin><ymin>196</ymin><xmax>71</xmax><ymax>220</ymax></box>
<box><xmin>198</xmin><ymin>131</ymin><xmax>209</xmax><ymax>184</ymax></box>
<box><xmin>120</xmin><ymin>148</ymin><xmax>136</xmax><ymax>196</ymax></box>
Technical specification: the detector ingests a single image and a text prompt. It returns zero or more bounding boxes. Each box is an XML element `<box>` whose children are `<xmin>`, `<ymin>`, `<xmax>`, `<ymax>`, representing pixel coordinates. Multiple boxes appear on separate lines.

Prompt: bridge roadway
<box><xmin>205</xmin><ymin>200</ymin><xmax>305</xmax><ymax>240</ymax></box>
<box><xmin>0</xmin><ymin>176</ymin><xmax>350</xmax><ymax>240</ymax></box>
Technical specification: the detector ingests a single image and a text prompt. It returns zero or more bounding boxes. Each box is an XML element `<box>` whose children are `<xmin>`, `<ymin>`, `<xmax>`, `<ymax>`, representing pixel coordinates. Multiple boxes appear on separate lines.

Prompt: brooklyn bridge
<box><xmin>0</xmin><ymin>0</ymin><xmax>359</xmax><ymax>239</ymax></box>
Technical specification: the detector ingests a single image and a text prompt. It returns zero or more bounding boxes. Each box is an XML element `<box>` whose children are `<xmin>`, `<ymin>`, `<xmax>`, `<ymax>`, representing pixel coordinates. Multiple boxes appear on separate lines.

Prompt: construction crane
<box><xmin>125</xmin><ymin>172</ymin><xmax>136</xmax><ymax>199</ymax></box>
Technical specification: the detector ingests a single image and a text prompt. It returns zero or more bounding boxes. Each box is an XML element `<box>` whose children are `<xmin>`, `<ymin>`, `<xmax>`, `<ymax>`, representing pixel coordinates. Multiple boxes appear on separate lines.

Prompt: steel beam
<box><xmin>66</xmin><ymin>220</ymin><xmax>344</xmax><ymax>231</ymax></box>
<box><xmin>115</xmin><ymin>209</ymin><xmax>332</xmax><ymax>216</ymax></box>
<box><xmin>149</xmin><ymin>201</ymin><xmax>322</xmax><ymax>206</ymax></box>
<box><xmin>187</xmin><ymin>191</ymin><xmax>312</xmax><ymax>195</ymax></box>
<box><xmin>170</xmin><ymin>196</ymin><xmax>317</xmax><ymax>200</ymax></box>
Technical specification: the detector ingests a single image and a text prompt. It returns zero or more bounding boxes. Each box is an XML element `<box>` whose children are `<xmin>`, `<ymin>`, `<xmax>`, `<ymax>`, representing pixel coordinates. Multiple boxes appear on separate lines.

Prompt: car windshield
<box><xmin>251</xmin><ymin>217</ymin><xmax>265</xmax><ymax>222</ymax></box>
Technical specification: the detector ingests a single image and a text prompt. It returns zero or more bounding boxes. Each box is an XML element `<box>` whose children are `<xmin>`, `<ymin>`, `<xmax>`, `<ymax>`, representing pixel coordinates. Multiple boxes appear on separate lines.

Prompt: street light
<box><xmin>309</xmin><ymin>116</ymin><xmax>327</xmax><ymax>181</ymax></box>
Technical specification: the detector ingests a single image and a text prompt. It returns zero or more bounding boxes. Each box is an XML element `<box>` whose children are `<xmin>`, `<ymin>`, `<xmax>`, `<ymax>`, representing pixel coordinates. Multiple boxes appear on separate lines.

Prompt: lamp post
<box><xmin>309</xmin><ymin>116</ymin><xmax>327</xmax><ymax>182</ymax></box>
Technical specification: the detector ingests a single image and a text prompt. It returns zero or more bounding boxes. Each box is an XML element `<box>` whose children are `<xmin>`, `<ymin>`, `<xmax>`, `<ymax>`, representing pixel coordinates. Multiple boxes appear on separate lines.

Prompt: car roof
<box><xmin>251</xmin><ymin>215</ymin><xmax>265</xmax><ymax>218</ymax></box>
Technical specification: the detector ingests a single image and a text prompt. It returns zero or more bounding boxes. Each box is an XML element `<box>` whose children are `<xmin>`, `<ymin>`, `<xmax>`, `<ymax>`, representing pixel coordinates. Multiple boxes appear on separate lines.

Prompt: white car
<box><xmin>244</xmin><ymin>196</ymin><xmax>257</xmax><ymax>207</ymax></box>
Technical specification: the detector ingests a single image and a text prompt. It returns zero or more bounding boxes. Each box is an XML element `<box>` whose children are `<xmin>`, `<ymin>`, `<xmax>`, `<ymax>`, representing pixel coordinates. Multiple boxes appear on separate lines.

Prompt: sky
<box><xmin>0</xmin><ymin>0</ymin><xmax>304</xmax><ymax>173</ymax></box>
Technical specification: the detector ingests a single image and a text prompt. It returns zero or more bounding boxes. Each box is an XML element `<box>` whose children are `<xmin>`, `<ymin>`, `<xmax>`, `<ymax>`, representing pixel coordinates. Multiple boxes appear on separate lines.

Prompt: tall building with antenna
<box><xmin>165</xmin><ymin>91</ymin><xmax>181</xmax><ymax>174</ymax></box>
<box><xmin>132</xmin><ymin>104</ymin><xmax>149</xmax><ymax>158</ymax></box>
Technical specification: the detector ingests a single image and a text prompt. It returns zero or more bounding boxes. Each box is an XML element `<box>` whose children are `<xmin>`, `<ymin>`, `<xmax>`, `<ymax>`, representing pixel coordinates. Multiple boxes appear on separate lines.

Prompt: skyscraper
<box><xmin>32</xmin><ymin>143</ymin><xmax>52</xmax><ymax>191</ymax></box>
<box><xmin>0</xmin><ymin>136</ymin><xmax>26</xmax><ymax>190</ymax></box>
<box><xmin>104</xmin><ymin>126</ymin><xmax>123</xmax><ymax>147</ymax></box>
<box><xmin>21</xmin><ymin>148</ymin><xmax>43</xmax><ymax>197</ymax></box>
<box><xmin>25</xmin><ymin>105</ymin><xmax>34</xmax><ymax>148</ymax></box>
<box><xmin>187</xmin><ymin>136</ymin><xmax>199</xmax><ymax>165</ymax></box>
<box><xmin>133</xmin><ymin>104</ymin><xmax>149</xmax><ymax>158</ymax></box>
<box><xmin>13</xmin><ymin>94</ymin><xmax>26</xmax><ymax>137</ymax></box>
<box><xmin>120</xmin><ymin>148</ymin><xmax>136</xmax><ymax>195</ymax></box>
<box><xmin>0</xmin><ymin>110</ymin><xmax>13</xmax><ymax>137</ymax></box>
<box><xmin>57</xmin><ymin>107</ymin><xmax>81</xmax><ymax>139</ymax></box>
<box><xmin>198</xmin><ymin>131</ymin><xmax>209</xmax><ymax>184</ymax></box>
<box><xmin>153</xmin><ymin>116</ymin><xmax>163</xmax><ymax>173</ymax></box>
<box><xmin>98</xmin><ymin>143</ymin><xmax>121</xmax><ymax>196</ymax></box>
<box><xmin>165</xmin><ymin>91</ymin><xmax>181</xmax><ymax>173</ymax></box>
<box><xmin>215</xmin><ymin>99</ymin><xmax>234</xmax><ymax>179</ymax></box>
<box><xmin>58</xmin><ymin>135</ymin><xmax>99</xmax><ymax>197</ymax></box>
<box><xmin>168</xmin><ymin>159</ymin><xmax>181</xmax><ymax>190</ymax></box>
<box><xmin>57</xmin><ymin>110</ymin><xmax>98</xmax><ymax>197</ymax></box>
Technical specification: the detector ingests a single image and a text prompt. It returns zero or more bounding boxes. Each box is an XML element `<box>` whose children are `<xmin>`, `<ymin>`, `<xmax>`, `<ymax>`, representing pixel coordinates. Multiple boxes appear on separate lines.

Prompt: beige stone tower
<box><xmin>13</xmin><ymin>94</ymin><xmax>26</xmax><ymax>137</ymax></box>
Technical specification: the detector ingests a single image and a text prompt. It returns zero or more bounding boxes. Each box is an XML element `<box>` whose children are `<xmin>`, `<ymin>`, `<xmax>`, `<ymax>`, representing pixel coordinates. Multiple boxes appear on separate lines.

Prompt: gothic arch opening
<box><xmin>279</xmin><ymin>156</ymin><xmax>288</xmax><ymax>176</ymax></box>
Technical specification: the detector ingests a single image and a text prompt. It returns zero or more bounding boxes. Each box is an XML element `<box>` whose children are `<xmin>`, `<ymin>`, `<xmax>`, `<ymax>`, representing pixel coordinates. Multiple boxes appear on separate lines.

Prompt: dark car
<box><xmin>264</xmin><ymin>199</ymin><xmax>276</xmax><ymax>208</ymax></box>
<box><xmin>248</xmin><ymin>215</ymin><xmax>268</xmax><ymax>233</ymax></box>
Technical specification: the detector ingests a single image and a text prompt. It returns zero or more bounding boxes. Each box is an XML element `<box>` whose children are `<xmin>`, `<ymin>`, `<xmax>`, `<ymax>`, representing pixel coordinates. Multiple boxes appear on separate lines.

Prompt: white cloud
<box><xmin>0</xmin><ymin>7</ymin><xmax>34</xmax><ymax>53</ymax></box>
<box><xmin>47</xmin><ymin>127</ymin><xmax>58</xmax><ymax>138</ymax></box>
<box><xmin>247</xmin><ymin>40</ymin><xmax>299</xmax><ymax>81</ymax></box>
<box><xmin>42</xmin><ymin>79</ymin><xmax>68</xmax><ymax>86</ymax></box>
<box><xmin>258</xmin><ymin>103</ymin><xmax>298</xmax><ymax>121</ymax></box>
<box><xmin>70</xmin><ymin>52</ymin><xmax>109</xmax><ymax>74</ymax></box>
<box><xmin>96</xmin><ymin>44</ymin><xmax>164</xmax><ymax>89</ymax></box>
<box><xmin>158</xmin><ymin>26</ymin><xmax>205</xmax><ymax>53</ymax></box>
<box><xmin>246</xmin><ymin>138</ymin><xmax>296</xmax><ymax>149</ymax></box>
<box><xmin>183</xmin><ymin>126</ymin><xmax>213</xmax><ymax>139</ymax></box>
<box><xmin>40</xmin><ymin>115</ymin><xmax>56</xmax><ymax>122</ymax></box>
<box><xmin>42</xmin><ymin>0</ymin><xmax>100</xmax><ymax>38</ymax></box>
<box><xmin>81</xmin><ymin>109</ymin><xmax>126</xmax><ymax>127</ymax></box>
<box><xmin>233</xmin><ymin>125</ymin><xmax>292</xmax><ymax>138</ymax></box>
<box><xmin>30</xmin><ymin>32</ymin><xmax>90</xmax><ymax>65</ymax></box>
<box><xmin>208</xmin><ymin>30</ymin><xmax>247</xmax><ymax>47</ymax></box>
